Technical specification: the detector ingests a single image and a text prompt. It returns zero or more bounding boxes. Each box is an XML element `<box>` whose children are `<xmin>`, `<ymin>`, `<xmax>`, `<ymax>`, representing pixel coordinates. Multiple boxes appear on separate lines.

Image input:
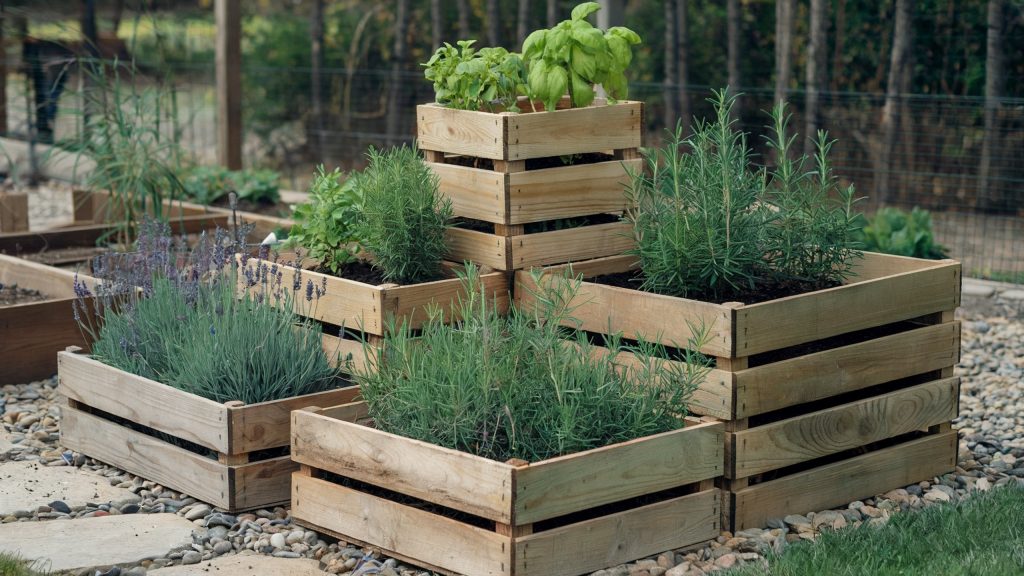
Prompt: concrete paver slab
<box><xmin>0</xmin><ymin>460</ymin><xmax>139</xmax><ymax>516</ymax></box>
<box><xmin>0</xmin><ymin>513</ymin><xmax>195</xmax><ymax>572</ymax></box>
<box><xmin>149</xmin><ymin>553</ymin><xmax>327</xmax><ymax>575</ymax></box>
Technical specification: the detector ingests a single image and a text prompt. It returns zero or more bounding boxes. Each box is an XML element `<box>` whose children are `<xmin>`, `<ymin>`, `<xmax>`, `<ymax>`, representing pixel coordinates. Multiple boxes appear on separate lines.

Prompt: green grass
<box><xmin>0</xmin><ymin>554</ymin><xmax>51</xmax><ymax>576</ymax></box>
<box><xmin>729</xmin><ymin>486</ymin><xmax>1024</xmax><ymax>576</ymax></box>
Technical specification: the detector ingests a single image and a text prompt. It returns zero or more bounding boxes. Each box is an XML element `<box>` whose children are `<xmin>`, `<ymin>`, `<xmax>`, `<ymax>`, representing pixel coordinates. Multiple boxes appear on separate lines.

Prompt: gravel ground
<box><xmin>1</xmin><ymin>288</ymin><xmax>1022</xmax><ymax>576</ymax></box>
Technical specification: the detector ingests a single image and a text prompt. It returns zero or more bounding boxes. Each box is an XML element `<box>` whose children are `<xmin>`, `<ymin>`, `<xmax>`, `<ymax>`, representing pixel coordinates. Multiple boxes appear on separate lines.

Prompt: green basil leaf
<box><xmin>607</xmin><ymin>26</ymin><xmax>641</xmax><ymax>45</ymax></box>
<box><xmin>522</xmin><ymin>29</ymin><xmax>547</xmax><ymax>59</ymax></box>
<box><xmin>573</xmin><ymin>26</ymin><xmax>604</xmax><ymax>53</ymax></box>
<box><xmin>571</xmin><ymin>45</ymin><xmax>598</xmax><ymax>80</ymax></box>
<box><xmin>571</xmin><ymin>2</ymin><xmax>601</xmax><ymax>21</ymax></box>
<box><xmin>570</xmin><ymin>70</ymin><xmax>595</xmax><ymax>108</ymax></box>
<box><xmin>606</xmin><ymin>35</ymin><xmax>631</xmax><ymax>67</ymax></box>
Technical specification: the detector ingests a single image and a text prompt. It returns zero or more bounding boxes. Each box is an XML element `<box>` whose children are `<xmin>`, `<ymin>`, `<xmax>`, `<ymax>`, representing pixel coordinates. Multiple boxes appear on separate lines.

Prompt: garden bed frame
<box><xmin>0</xmin><ymin>192</ymin><xmax>29</xmax><ymax>232</ymax></box>
<box><xmin>290</xmin><ymin>402</ymin><xmax>723</xmax><ymax>576</ymax></box>
<box><xmin>0</xmin><ymin>255</ymin><xmax>94</xmax><ymax>384</ymax></box>
<box><xmin>58</xmin><ymin>348</ymin><xmax>359</xmax><ymax>511</ymax></box>
<box><xmin>419</xmin><ymin>99</ymin><xmax>642</xmax><ymax>271</ymax></box>
<box><xmin>516</xmin><ymin>251</ymin><xmax>962</xmax><ymax>530</ymax></box>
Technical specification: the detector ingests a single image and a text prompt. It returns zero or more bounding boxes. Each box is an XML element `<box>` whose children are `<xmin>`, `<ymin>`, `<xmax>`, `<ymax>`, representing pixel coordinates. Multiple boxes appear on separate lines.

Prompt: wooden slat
<box><xmin>731</xmin><ymin>377</ymin><xmax>959</xmax><ymax>478</ymax></box>
<box><xmin>232</xmin><ymin>455</ymin><xmax>296</xmax><ymax>511</ymax></box>
<box><xmin>445</xmin><ymin>227</ymin><xmax>510</xmax><ymax>271</ymax></box>
<box><xmin>321</xmin><ymin>332</ymin><xmax>378</xmax><ymax>374</ymax></box>
<box><xmin>0</xmin><ymin>253</ymin><xmax>95</xmax><ymax>298</ymax></box>
<box><xmin>0</xmin><ymin>193</ymin><xmax>29</xmax><ymax>232</ymax></box>
<box><xmin>505</xmin><ymin>159</ymin><xmax>638</xmax><ymax>224</ymax></box>
<box><xmin>0</xmin><ymin>214</ymin><xmax>228</xmax><ymax>253</ymax></box>
<box><xmin>512</xmin><ymin>221</ymin><xmax>634</xmax><ymax>269</ymax></box>
<box><xmin>417</xmin><ymin>104</ymin><xmax>507</xmax><ymax>160</ymax></box>
<box><xmin>229</xmin><ymin>386</ymin><xmax>360</xmax><ymax>454</ymax></box>
<box><xmin>0</xmin><ymin>299</ymin><xmax>88</xmax><ymax>385</ymax></box>
<box><xmin>847</xmin><ymin>252</ymin><xmax>954</xmax><ymax>282</ymax></box>
<box><xmin>429</xmin><ymin>161</ymin><xmax>506</xmax><ymax>223</ymax></box>
<box><xmin>729</xmin><ymin>430</ymin><xmax>957</xmax><ymax>531</ymax></box>
<box><xmin>60</xmin><ymin>405</ymin><xmax>230</xmax><ymax>509</ymax></box>
<box><xmin>506</xmin><ymin>102</ymin><xmax>643</xmax><ymax>160</ymax></box>
<box><xmin>736</xmin><ymin>260</ymin><xmax>961</xmax><ymax>355</ymax></box>
<box><xmin>514</xmin><ymin>490</ymin><xmax>719</xmax><ymax>576</ymax></box>
<box><xmin>735</xmin><ymin>322</ymin><xmax>960</xmax><ymax>418</ymax></box>
<box><xmin>519</xmin><ymin>254</ymin><xmax>639</xmax><ymax>279</ymax></box>
<box><xmin>58</xmin><ymin>351</ymin><xmax>230</xmax><ymax>453</ymax></box>
<box><xmin>384</xmin><ymin>270</ymin><xmax>510</xmax><ymax>328</ymax></box>
<box><xmin>514</xmin><ymin>421</ymin><xmax>723</xmax><ymax>524</ymax></box>
<box><xmin>292</xmin><ymin>474</ymin><xmax>511</xmax><ymax>576</ymax></box>
<box><xmin>318</xmin><ymin>400</ymin><xmax>369</xmax><ymax>423</ymax></box>
<box><xmin>290</xmin><ymin>409</ymin><xmax>515</xmax><ymax>523</ymax></box>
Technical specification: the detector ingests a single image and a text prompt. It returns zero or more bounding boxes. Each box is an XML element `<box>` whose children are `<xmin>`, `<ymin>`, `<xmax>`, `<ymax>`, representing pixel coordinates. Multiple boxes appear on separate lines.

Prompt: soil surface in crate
<box><xmin>0</xmin><ymin>283</ymin><xmax>49</xmax><ymax>306</ymax></box>
<box><xmin>588</xmin><ymin>271</ymin><xmax>839</xmax><ymax>305</ymax></box>
<box><xmin>312</xmin><ymin>260</ymin><xmax>424</xmax><ymax>286</ymax></box>
<box><xmin>446</xmin><ymin>152</ymin><xmax>615</xmax><ymax>172</ymax></box>
<box><xmin>454</xmin><ymin>212</ymin><xmax>622</xmax><ymax>235</ymax></box>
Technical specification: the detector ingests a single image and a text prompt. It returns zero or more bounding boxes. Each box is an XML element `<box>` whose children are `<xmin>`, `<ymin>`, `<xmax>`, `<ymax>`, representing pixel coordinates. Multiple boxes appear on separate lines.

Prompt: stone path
<box><xmin>0</xmin><ymin>513</ymin><xmax>195</xmax><ymax>573</ymax></box>
<box><xmin>150</xmin><ymin>554</ymin><xmax>325</xmax><ymax>576</ymax></box>
<box><xmin>0</xmin><ymin>460</ymin><xmax>140</xmax><ymax>516</ymax></box>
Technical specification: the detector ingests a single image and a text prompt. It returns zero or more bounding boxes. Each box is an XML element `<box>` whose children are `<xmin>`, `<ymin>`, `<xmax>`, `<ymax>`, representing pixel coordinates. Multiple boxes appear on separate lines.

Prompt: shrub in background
<box><xmin>854</xmin><ymin>207</ymin><xmax>949</xmax><ymax>260</ymax></box>
<box><xmin>182</xmin><ymin>165</ymin><xmax>281</xmax><ymax>206</ymax></box>
<box><xmin>355</xmin><ymin>265</ymin><xmax>711</xmax><ymax>462</ymax></box>
<box><xmin>287</xmin><ymin>165</ymin><xmax>364</xmax><ymax>274</ymax></box>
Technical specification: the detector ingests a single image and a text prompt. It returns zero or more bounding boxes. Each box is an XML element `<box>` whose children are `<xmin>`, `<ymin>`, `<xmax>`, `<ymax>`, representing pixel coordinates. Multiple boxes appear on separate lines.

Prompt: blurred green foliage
<box><xmin>853</xmin><ymin>207</ymin><xmax>949</xmax><ymax>260</ymax></box>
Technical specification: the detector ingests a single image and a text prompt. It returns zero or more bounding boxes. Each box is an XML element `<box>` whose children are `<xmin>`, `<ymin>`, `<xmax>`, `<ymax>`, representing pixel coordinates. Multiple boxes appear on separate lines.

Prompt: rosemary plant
<box><xmin>355</xmin><ymin>265</ymin><xmax>711</xmax><ymax>462</ymax></box>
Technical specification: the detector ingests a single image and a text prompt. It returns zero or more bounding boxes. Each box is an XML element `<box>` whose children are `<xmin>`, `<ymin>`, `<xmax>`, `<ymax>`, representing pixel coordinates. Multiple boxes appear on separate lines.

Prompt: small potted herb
<box><xmin>249</xmin><ymin>144</ymin><xmax>509</xmax><ymax>366</ymax></box>
<box><xmin>515</xmin><ymin>89</ymin><xmax>962</xmax><ymax>531</ymax></box>
<box><xmin>290</xmin><ymin>271</ymin><xmax>724</xmax><ymax>576</ymax></box>
<box><xmin>61</xmin><ymin>219</ymin><xmax>358</xmax><ymax>511</ymax></box>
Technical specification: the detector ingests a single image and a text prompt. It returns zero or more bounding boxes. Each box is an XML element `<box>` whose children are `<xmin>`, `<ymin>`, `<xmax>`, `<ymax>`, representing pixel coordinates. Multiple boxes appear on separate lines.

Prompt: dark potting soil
<box><xmin>588</xmin><ymin>270</ymin><xmax>840</xmax><ymax>306</ymax></box>
<box><xmin>316</xmin><ymin>259</ymin><xmax>390</xmax><ymax>286</ymax></box>
<box><xmin>453</xmin><ymin>212</ymin><xmax>623</xmax><ymax>235</ymax></box>
<box><xmin>445</xmin><ymin>152</ymin><xmax>615</xmax><ymax>172</ymax></box>
<box><xmin>0</xmin><ymin>283</ymin><xmax>49</xmax><ymax>306</ymax></box>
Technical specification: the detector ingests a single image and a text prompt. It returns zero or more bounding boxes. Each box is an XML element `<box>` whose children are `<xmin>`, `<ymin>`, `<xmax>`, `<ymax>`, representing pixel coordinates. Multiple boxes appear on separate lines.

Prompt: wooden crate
<box><xmin>291</xmin><ymin>402</ymin><xmax>723</xmax><ymax>576</ymax></box>
<box><xmin>446</xmin><ymin>221</ymin><xmax>634</xmax><ymax>272</ymax></box>
<box><xmin>515</xmin><ymin>252</ymin><xmax>962</xmax><ymax>530</ymax></box>
<box><xmin>0</xmin><ymin>255</ymin><xmax>96</xmax><ymax>384</ymax></box>
<box><xmin>0</xmin><ymin>192</ymin><xmax>29</xmax><ymax>232</ymax></box>
<box><xmin>58</xmin><ymin>348</ymin><xmax>359</xmax><ymax>511</ymax></box>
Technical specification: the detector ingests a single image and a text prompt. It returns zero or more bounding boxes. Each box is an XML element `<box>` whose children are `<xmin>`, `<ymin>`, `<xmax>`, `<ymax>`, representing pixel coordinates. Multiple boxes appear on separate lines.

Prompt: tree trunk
<box><xmin>980</xmin><ymin>0</ymin><xmax>1006</xmax><ymax>211</ymax></box>
<box><xmin>547</xmin><ymin>0</ymin><xmax>558</xmax><ymax>27</ymax></box>
<box><xmin>310</xmin><ymin>0</ymin><xmax>326</xmax><ymax>162</ymax></box>
<box><xmin>517</xmin><ymin>0</ymin><xmax>530</xmax><ymax>48</ymax></box>
<box><xmin>804</xmin><ymin>0</ymin><xmax>827</xmax><ymax>156</ymax></box>
<box><xmin>386</xmin><ymin>0</ymin><xmax>409</xmax><ymax>143</ymax></box>
<box><xmin>831</xmin><ymin>0</ymin><xmax>845</xmax><ymax>94</ymax></box>
<box><xmin>431</xmin><ymin>0</ymin><xmax>442</xmax><ymax>48</ymax></box>
<box><xmin>0</xmin><ymin>6</ymin><xmax>6</xmax><ymax>135</ymax></box>
<box><xmin>676</xmin><ymin>0</ymin><xmax>690</xmax><ymax>133</ymax></box>
<box><xmin>875</xmin><ymin>0</ymin><xmax>912</xmax><ymax>203</ymax></box>
<box><xmin>663</xmin><ymin>1</ymin><xmax>677</xmax><ymax>132</ymax></box>
<box><xmin>487</xmin><ymin>0</ymin><xmax>501</xmax><ymax>46</ymax></box>
<box><xmin>726</xmin><ymin>0</ymin><xmax>741</xmax><ymax>118</ymax></box>
<box><xmin>773</xmin><ymin>0</ymin><xmax>794</xmax><ymax>107</ymax></box>
<box><xmin>457</xmin><ymin>0</ymin><xmax>470</xmax><ymax>38</ymax></box>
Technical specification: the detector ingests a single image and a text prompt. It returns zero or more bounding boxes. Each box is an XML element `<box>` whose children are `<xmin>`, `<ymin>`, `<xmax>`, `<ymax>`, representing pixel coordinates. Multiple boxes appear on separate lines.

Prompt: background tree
<box><xmin>676</xmin><ymin>0</ymin><xmax>690</xmax><ymax>133</ymax></box>
<box><xmin>804</xmin><ymin>0</ymin><xmax>827</xmax><ymax>156</ymax></box>
<box><xmin>457</xmin><ymin>0</ymin><xmax>470</xmax><ymax>38</ymax></box>
<box><xmin>547</xmin><ymin>0</ymin><xmax>558</xmax><ymax>27</ymax></box>
<box><xmin>385</xmin><ymin>0</ymin><xmax>408</xmax><ymax>142</ymax></box>
<box><xmin>726</xmin><ymin>0</ymin><xmax>741</xmax><ymax>120</ymax></box>
<box><xmin>431</xmin><ymin>0</ymin><xmax>442</xmax><ymax>48</ymax></box>
<box><xmin>980</xmin><ymin>0</ymin><xmax>1006</xmax><ymax>211</ymax></box>
<box><xmin>310</xmin><ymin>0</ymin><xmax>326</xmax><ymax>161</ymax></box>
<box><xmin>663</xmin><ymin>1</ymin><xmax>678</xmax><ymax>130</ymax></box>
<box><xmin>876</xmin><ymin>0</ymin><xmax>913</xmax><ymax>202</ymax></box>
<box><xmin>487</xmin><ymin>0</ymin><xmax>501</xmax><ymax>46</ymax></box>
<box><xmin>773</xmin><ymin>0</ymin><xmax>794</xmax><ymax>107</ymax></box>
<box><xmin>517</xmin><ymin>0</ymin><xmax>530</xmax><ymax>47</ymax></box>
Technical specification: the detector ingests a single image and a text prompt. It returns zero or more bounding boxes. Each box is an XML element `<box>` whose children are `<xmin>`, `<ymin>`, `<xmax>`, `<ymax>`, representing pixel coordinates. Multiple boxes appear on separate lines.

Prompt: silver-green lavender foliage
<box><xmin>354</xmin><ymin>265</ymin><xmax>711</xmax><ymax>462</ymax></box>
<box><xmin>626</xmin><ymin>89</ymin><xmax>862</xmax><ymax>301</ymax></box>
<box><xmin>355</xmin><ymin>144</ymin><xmax>453</xmax><ymax>284</ymax></box>
<box><xmin>74</xmin><ymin>220</ymin><xmax>340</xmax><ymax>404</ymax></box>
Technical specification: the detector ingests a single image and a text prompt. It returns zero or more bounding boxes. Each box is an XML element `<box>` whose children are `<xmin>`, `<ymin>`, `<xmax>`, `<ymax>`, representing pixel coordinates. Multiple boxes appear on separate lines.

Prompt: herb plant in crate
<box><xmin>290</xmin><ymin>271</ymin><xmax>724</xmax><ymax>576</ymax></box>
<box><xmin>250</xmin><ymin>145</ymin><xmax>509</xmax><ymax>371</ymax></box>
<box><xmin>59</xmin><ymin>219</ymin><xmax>359</xmax><ymax>511</ymax></box>
<box><xmin>516</xmin><ymin>90</ymin><xmax>962</xmax><ymax>531</ymax></box>
<box><xmin>419</xmin><ymin>2</ymin><xmax>644</xmax><ymax>271</ymax></box>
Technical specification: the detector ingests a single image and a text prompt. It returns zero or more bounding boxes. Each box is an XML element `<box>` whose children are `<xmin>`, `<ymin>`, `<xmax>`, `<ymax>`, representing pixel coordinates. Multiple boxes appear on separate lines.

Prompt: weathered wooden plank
<box><xmin>0</xmin><ymin>299</ymin><xmax>87</xmax><ymax>385</ymax></box>
<box><xmin>506</xmin><ymin>159</ymin><xmax>638</xmax><ymax>224</ymax></box>
<box><xmin>0</xmin><ymin>254</ymin><xmax>94</xmax><ymax>299</ymax></box>
<box><xmin>60</xmin><ymin>405</ymin><xmax>230</xmax><ymax>509</ymax></box>
<box><xmin>292</xmin><ymin>474</ymin><xmax>511</xmax><ymax>576</ymax></box>
<box><xmin>290</xmin><ymin>409</ymin><xmax>515</xmax><ymax>523</ymax></box>
<box><xmin>731</xmin><ymin>377</ymin><xmax>959</xmax><ymax>478</ymax></box>
<box><xmin>506</xmin><ymin>102</ymin><xmax>643</xmax><ymax>160</ymax></box>
<box><xmin>428</xmin><ymin>161</ymin><xmax>506</xmax><ymax>223</ymax></box>
<box><xmin>383</xmin><ymin>269</ymin><xmax>510</xmax><ymax>327</ymax></box>
<box><xmin>0</xmin><ymin>192</ymin><xmax>28</xmax><ymax>232</ymax></box>
<box><xmin>512</xmin><ymin>221</ymin><xmax>634</xmax><ymax>269</ymax></box>
<box><xmin>321</xmin><ymin>332</ymin><xmax>378</xmax><ymax>374</ymax></box>
<box><xmin>232</xmin><ymin>455</ymin><xmax>296</xmax><ymax>511</ymax></box>
<box><xmin>847</xmin><ymin>252</ymin><xmax>955</xmax><ymax>283</ymax></box>
<box><xmin>728</xmin><ymin>430</ymin><xmax>957</xmax><ymax>531</ymax></box>
<box><xmin>58</xmin><ymin>351</ymin><xmax>230</xmax><ymax>453</ymax></box>
<box><xmin>0</xmin><ymin>214</ymin><xmax>228</xmax><ymax>253</ymax></box>
<box><xmin>229</xmin><ymin>386</ymin><xmax>360</xmax><ymax>454</ymax></box>
<box><xmin>445</xmin><ymin>227</ymin><xmax>510</xmax><ymax>271</ymax></box>
<box><xmin>417</xmin><ymin>104</ymin><xmax>507</xmax><ymax>160</ymax></box>
<box><xmin>514</xmin><ymin>421</ymin><xmax>723</xmax><ymax>524</ymax></box>
<box><xmin>734</xmin><ymin>322</ymin><xmax>960</xmax><ymax>418</ymax></box>
<box><xmin>736</xmin><ymin>260</ymin><xmax>961</xmax><ymax>355</ymax></box>
<box><xmin>514</xmin><ymin>490</ymin><xmax>719</xmax><ymax>576</ymax></box>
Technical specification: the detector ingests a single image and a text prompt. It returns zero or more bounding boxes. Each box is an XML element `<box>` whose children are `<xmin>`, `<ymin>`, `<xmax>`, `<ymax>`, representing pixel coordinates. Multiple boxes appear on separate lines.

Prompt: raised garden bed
<box><xmin>58</xmin><ymin>347</ymin><xmax>359</xmax><ymax>511</ymax></box>
<box><xmin>515</xmin><ymin>251</ymin><xmax>962</xmax><ymax>531</ymax></box>
<box><xmin>290</xmin><ymin>401</ymin><xmax>723</xmax><ymax>576</ymax></box>
<box><xmin>0</xmin><ymin>192</ymin><xmax>29</xmax><ymax>232</ymax></box>
<box><xmin>0</xmin><ymin>255</ymin><xmax>94</xmax><ymax>384</ymax></box>
<box><xmin>419</xmin><ymin>98</ymin><xmax>642</xmax><ymax>271</ymax></box>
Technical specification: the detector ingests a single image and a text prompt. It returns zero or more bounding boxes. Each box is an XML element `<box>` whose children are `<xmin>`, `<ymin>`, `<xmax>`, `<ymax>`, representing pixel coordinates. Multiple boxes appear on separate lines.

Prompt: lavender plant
<box><xmin>73</xmin><ymin>219</ymin><xmax>341</xmax><ymax>404</ymax></box>
<box><xmin>355</xmin><ymin>265</ymin><xmax>711</xmax><ymax>462</ymax></box>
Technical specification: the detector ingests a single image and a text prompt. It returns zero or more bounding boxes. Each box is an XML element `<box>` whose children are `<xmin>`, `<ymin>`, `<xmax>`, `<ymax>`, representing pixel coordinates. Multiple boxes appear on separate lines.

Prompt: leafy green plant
<box><xmin>232</xmin><ymin>169</ymin><xmax>280</xmax><ymax>204</ymax></box>
<box><xmin>522</xmin><ymin>2</ymin><xmax>642</xmax><ymax>111</ymax></box>
<box><xmin>423</xmin><ymin>40</ymin><xmax>527</xmax><ymax>112</ymax></box>
<box><xmin>355</xmin><ymin>266</ymin><xmax>710</xmax><ymax>462</ymax></box>
<box><xmin>853</xmin><ymin>207</ymin><xmax>949</xmax><ymax>259</ymax></box>
<box><xmin>182</xmin><ymin>166</ymin><xmax>281</xmax><ymax>206</ymax></box>
<box><xmin>181</xmin><ymin>165</ymin><xmax>232</xmax><ymax>205</ymax></box>
<box><xmin>75</xmin><ymin>220</ymin><xmax>340</xmax><ymax>404</ymax></box>
<box><xmin>287</xmin><ymin>165</ymin><xmax>364</xmax><ymax>274</ymax></box>
<box><xmin>355</xmin><ymin>145</ymin><xmax>453</xmax><ymax>284</ymax></box>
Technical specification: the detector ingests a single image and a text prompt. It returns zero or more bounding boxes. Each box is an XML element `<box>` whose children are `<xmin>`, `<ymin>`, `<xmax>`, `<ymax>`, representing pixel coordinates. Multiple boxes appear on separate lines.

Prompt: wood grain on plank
<box><xmin>445</xmin><ymin>227</ymin><xmax>510</xmax><ymax>271</ymax></box>
<box><xmin>847</xmin><ymin>252</ymin><xmax>955</xmax><ymax>283</ymax></box>
<box><xmin>0</xmin><ymin>193</ymin><xmax>29</xmax><ymax>232</ymax></box>
<box><xmin>290</xmin><ymin>409</ymin><xmax>515</xmax><ymax>523</ymax></box>
<box><xmin>383</xmin><ymin>270</ymin><xmax>510</xmax><ymax>328</ymax></box>
<box><xmin>292</xmin><ymin>474</ymin><xmax>510</xmax><ymax>576</ymax></box>
<box><xmin>512</xmin><ymin>221</ymin><xmax>635</xmax><ymax>269</ymax></box>
<box><xmin>734</xmin><ymin>322</ymin><xmax>960</xmax><ymax>418</ymax></box>
<box><xmin>429</xmin><ymin>161</ymin><xmax>506</xmax><ymax>223</ymax></box>
<box><xmin>232</xmin><ymin>455</ymin><xmax>296</xmax><ymax>511</ymax></box>
<box><xmin>507</xmin><ymin>102</ymin><xmax>643</xmax><ymax>160</ymax></box>
<box><xmin>731</xmin><ymin>377</ymin><xmax>959</xmax><ymax>478</ymax></box>
<box><xmin>321</xmin><ymin>332</ymin><xmax>378</xmax><ymax>374</ymax></box>
<box><xmin>58</xmin><ymin>351</ymin><xmax>230</xmax><ymax>453</ymax></box>
<box><xmin>0</xmin><ymin>299</ymin><xmax>88</xmax><ymax>385</ymax></box>
<box><xmin>728</xmin><ymin>430</ymin><xmax>957</xmax><ymax>531</ymax></box>
<box><xmin>514</xmin><ymin>421</ymin><xmax>723</xmax><ymax>524</ymax></box>
<box><xmin>514</xmin><ymin>490</ymin><xmax>719</xmax><ymax>576</ymax></box>
<box><xmin>417</xmin><ymin>104</ymin><xmax>506</xmax><ymax>160</ymax></box>
<box><xmin>0</xmin><ymin>253</ymin><xmax>95</xmax><ymax>297</ymax></box>
<box><xmin>229</xmin><ymin>386</ymin><xmax>360</xmax><ymax>454</ymax></box>
<box><xmin>506</xmin><ymin>159</ymin><xmax>637</xmax><ymax>224</ymax></box>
